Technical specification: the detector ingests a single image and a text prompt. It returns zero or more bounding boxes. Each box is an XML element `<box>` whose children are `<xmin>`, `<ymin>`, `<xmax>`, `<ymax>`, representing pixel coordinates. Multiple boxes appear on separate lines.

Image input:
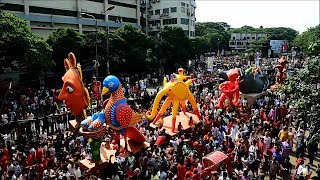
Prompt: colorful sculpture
<box><xmin>81</xmin><ymin>75</ymin><xmax>145</xmax><ymax>151</ymax></box>
<box><xmin>216</xmin><ymin>68</ymin><xmax>241</xmax><ymax>109</ymax></box>
<box><xmin>58</xmin><ymin>52</ymin><xmax>90</xmax><ymax>128</ymax></box>
<box><xmin>218</xmin><ymin>67</ymin><xmax>269</xmax><ymax>94</ymax></box>
<box><xmin>275</xmin><ymin>56</ymin><xmax>288</xmax><ymax>85</ymax></box>
<box><xmin>145</xmin><ymin>68</ymin><xmax>201</xmax><ymax>132</ymax></box>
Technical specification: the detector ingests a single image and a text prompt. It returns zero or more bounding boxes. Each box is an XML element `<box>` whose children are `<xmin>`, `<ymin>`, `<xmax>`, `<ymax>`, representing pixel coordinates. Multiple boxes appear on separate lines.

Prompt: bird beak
<box><xmin>102</xmin><ymin>87</ymin><xmax>109</xmax><ymax>95</ymax></box>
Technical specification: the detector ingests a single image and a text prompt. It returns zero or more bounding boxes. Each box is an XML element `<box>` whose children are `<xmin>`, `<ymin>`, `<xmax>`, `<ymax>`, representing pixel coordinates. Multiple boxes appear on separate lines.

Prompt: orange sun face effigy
<box><xmin>58</xmin><ymin>53</ymin><xmax>90</xmax><ymax>115</ymax></box>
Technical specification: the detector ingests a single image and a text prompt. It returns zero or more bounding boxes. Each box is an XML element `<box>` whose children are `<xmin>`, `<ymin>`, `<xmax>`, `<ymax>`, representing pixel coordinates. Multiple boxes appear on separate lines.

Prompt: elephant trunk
<box><xmin>145</xmin><ymin>88</ymin><xmax>167</xmax><ymax>121</ymax></box>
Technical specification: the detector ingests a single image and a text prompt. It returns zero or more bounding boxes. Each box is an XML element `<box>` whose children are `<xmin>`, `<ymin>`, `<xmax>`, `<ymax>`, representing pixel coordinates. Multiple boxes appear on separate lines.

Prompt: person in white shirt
<box><xmin>1</xmin><ymin>113</ymin><xmax>8</xmax><ymax>124</ymax></box>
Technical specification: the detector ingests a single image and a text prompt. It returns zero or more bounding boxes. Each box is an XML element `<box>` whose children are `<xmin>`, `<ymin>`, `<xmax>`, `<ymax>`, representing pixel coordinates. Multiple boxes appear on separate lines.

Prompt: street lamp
<box><xmin>101</xmin><ymin>6</ymin><xmax>115</xmax><ymax>75</ymax></box>
<box><xmin>81</xmin><ymin>12</ymin><xmax>98</xmax><ymax>79</ymax></box>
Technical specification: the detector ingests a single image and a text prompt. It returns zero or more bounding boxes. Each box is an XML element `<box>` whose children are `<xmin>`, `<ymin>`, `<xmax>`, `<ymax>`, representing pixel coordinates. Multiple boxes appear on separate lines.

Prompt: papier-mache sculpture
<box><xmin>216</xmin><ymin>68</ymin><xmax>241</xmax><ymax>109</ymax></box>
<box><xmin>145</xmin><ymin>68</ymin><xmax>201</xmax><ymax>132</ymax></box>
<box><xmin>81</xmin><ymin>75</ymin><xmax>146</xmax><ymax>152</ymax></box>
<box><xmin>58</xmin><ymin>52</ymin><xmax>90</xmax><ymax>128</ymax></box>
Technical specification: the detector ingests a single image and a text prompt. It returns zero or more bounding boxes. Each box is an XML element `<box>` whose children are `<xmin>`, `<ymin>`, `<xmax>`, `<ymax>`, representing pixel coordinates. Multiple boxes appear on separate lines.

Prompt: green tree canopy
<box><xmin>282</xmin><ymin>57</ymin><xmax>320</xmax><ymax>124</ymax></box>
<box><xmin>293</xmin><ymin>25</ymin><xmax>320</xmax><ymax>56</ymax></box>
<box><xmin>47</xmin><ymin>28</ymin><xmax>85</xmax><ymax>72</ymax></box>
<box><xmin>155</xmin><ymin>26</ymin><xmax>192</xmax><ymax>72</ymax></box>
<box><xmin>195</xmin><ymin>22</ymin><xmax>230</xmax><ymax>51</ymax></box>
<box><xmin>0</xmin><ymin>12</ymin><xmax>52</xmax><ymax>73</ymax></box>
<box><xmin>108</xmin><ymin>24</ymin><xmax>153</xmax><ymax>73</ymax></box>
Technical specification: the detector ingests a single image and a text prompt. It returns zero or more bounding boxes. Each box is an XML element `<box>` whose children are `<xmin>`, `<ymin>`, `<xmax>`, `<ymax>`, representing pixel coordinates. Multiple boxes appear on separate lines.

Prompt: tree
<box><xmin>190</xmin><ymin>36</ymin><xmax>210</xmax><ymax>58</ymax></box>
<box><xmin>246</xmin><ymin>38</ymin><xmax>270</xmax><ymax>57</ymax></box>
<box><xmin>293</xmin><ymin>25</ymin><xmax>320</xmax><ymax>56</ymax></box>
<box><xmin>0</xmin><ymin>12</ymin><xmax>52</xmax><ymax>73</ymax></box>
<box><xmin>155</xmin><ymin>26</ymin><xmax>192</xmax><ymax>72</ymax></box>
<box><xmin>195</xmin><ymin>22</ymin><xmax>230</xmax><ymax>51</ymax></box>
<box><xmin>264</xmin><ymin>27</ymin><xmax>298</xmax><ymax>42</ymax></box>
<box><xmin>282</xmin><ymin>57</ymin><xmax>320</xmax><ymax>125</ymax></box>
<box><xmin>108</xmin><ymin>24</ymin><xmax>153</xmax><ymax>73</ymax></box>
<box><xmin>47</xmin><ymin>28</ymin><xmax>85</xmax><ymax>73</ymax></box>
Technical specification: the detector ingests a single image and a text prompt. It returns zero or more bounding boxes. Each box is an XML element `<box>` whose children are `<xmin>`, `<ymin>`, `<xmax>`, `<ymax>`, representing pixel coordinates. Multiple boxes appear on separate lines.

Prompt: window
<box><xmin>181</xmin><ymin>7</ymin><xmax>186</xmax><ymax>13</ymax></box>
<box><xmin>163</xmin><ymin>8</ymin><xmax>169</xmax><ymax>13</ymax></box>
<box><xmin>184</xmin><ymin>30</ymin><xmax>189</xmax><ymax>36</ymax></box>
<box><xmin>190</xmin><ymin>31</ymin><xmax>195</xmax><ymax>37</ymax></box>
<box><xmin>108</xmin><ymin>0</ymin><xmax>137</xmax><ymax>9</ymax></box>
<box><xmin>181</xmin><ymin>2</ymin><xmax>185</xmax><ymax>6</ymax></box>
<box><xmin>247</xmin><ymin>37</ymin><xmax>250</xmax><ymax>39</ymax></box>
<box><xmin>252</xmin><ymin>37</ymin><xmax>256</xmax><ymax>39</ymax></box>
<box><xmin>122</xmin><ymin>17</ymin><xmax>137</xmax><ymax>23</ymax></box>
<box><xmin>155</xmin><ymin>9</ymin><xmax>161</xmax><ymax>15</ymax></box>
<box><xmin>180</xmin><ymin>18</ymin><xmax>189</xmax><ymax>25</ymax></box>
<box><xmin>148</xmin><ymin>21</ymin><xmax>155</xmax><ymax>26</ymax></box>
<box><xmin>88</xmin><ymin>0</ymin><xmax>104</xmax><ymax>2</ymax></box>
<box><xmin>1</xmin><ymin>3</ymin><xmax>24</xmax><ymax>12</ymax></box>
<box><xmin>148</xmin><ymin>10</ymin><xmax>153</xmax><ymax>15</ymax></box>
<box><xmin>171</xmin><ymin>7</ymin><xmax>177</xmax><ymax>13</ymax></box>
<box><xmin>163</xmin><ymin>18</ymin><xmax>177</xmax><ymax>25</ymax></box>
<box><xmin>29</xmin><ymin>6</ymin><xmax>78</xmax><ymax>17</ymax></box>
<box><xmin>232</xmin><ymin>37</ymin><xmax>235</xmax><ymax>40</ymax></box>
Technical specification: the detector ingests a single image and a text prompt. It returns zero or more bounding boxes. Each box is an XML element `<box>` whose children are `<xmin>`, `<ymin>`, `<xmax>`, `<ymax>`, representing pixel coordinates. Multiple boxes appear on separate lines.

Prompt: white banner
<box><xmin>207</xmin><ymin>57</ymin><xmax>214</xmax><ymax>72</ymax></box>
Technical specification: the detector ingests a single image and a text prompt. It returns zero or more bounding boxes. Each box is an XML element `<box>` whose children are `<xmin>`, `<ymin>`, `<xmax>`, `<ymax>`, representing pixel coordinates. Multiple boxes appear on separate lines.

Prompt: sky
<box><xmin>195</xmin><ymin>0</ymin><xmax>320</xmax><ymax>33</ymax></box>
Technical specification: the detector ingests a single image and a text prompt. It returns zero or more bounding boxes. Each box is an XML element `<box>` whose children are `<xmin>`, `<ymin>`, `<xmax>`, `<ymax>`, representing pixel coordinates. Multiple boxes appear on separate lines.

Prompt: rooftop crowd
<box><xmin>0</xmin><ymin>56</ymin><xmax>319</xmax><ymax>180</ymax></box>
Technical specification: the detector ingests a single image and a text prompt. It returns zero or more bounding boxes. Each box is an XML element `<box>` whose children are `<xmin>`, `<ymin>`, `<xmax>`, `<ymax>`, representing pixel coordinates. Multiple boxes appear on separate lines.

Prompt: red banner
<box><xmin>92</xmin><ymin>81</ymin><xmax>101</xmax><ymax>101</ymax></box>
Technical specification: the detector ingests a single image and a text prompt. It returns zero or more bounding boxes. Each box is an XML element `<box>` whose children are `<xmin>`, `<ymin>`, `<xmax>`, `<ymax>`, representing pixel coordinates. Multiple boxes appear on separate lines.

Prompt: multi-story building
<box><xmin>229</xmin><ymin>33</ymin><xmax>268</xmax><ymax>51</ymax></box>
<box><xmin>0</xmin><ymin>0</ymin><xmax>142</xmax><ymax>38</ymax></box>
<box><xmin>140</xmin><ymin>0</ymin><xmax>196</xmax><ymax>38</ymax></box>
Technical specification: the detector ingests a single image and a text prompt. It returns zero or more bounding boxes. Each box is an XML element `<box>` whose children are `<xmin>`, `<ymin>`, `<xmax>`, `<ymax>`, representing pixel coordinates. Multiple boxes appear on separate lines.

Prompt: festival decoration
<box><xmin>270</xmin><ymin>56</ymin><xmax>288</xmax><ymax>91</ymax></box>
<box><xmin>218</xmin><ymin>68</ymin><xmax>269</xmax><ymax>94</ymax></box>
<box><xmin>81</xmin><ymin>75</ymin><xmax>146</xmax><ymax>151</ymax></box>
<box><xmin>58</xmin><ymin>52</ymin><xmax>90</xmax><ymax>128</ymax></box>
<box><xmin>275</xmin><ymin>56</ymin><xmax>288</xmax><ymax>85</ymax></box>
<box><xmin>145</xmin><ymin>68</ymin><xmax>201</xmax><ymax>132</ymax></box>
<box><xmin>216</xmin><ymin>68</ymin><xmax>241</xmax><ymax>109</ymax></box>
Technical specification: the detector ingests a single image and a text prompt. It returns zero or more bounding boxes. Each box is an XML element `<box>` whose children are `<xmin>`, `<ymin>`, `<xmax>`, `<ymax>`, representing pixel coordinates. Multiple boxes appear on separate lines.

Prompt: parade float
<box><xmin>216</xmin><ymin>66</ymin><xmax>270</xmax><ymax>107</ymax></box>
<box><xmin>81</xmin><ymin>75</ymin><xmax>149</xmax><ymax>154</ymax></box>
<box><xmin>146</xmin><ymin>68</ymin><xmax>201</xmax><ymax>135</ymax></box>
<box><xmin>270</xmin><ymin>56</ymin><xmax>288</xmax><ymax>91</ymax></box>
<box><xmin>215</xmin><ymin>69</ymin><xmax>242</xmax><ymax>109</ymax></box>
<box><xmin>58</xmin><ymin>53</ymin><xmax>147</xmax><ymax>170</ymax></box>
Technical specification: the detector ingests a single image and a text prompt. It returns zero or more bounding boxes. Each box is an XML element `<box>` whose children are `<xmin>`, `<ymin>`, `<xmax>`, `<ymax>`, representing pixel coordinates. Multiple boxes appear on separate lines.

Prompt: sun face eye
<box><xmin>66</xmin><ymin>86</ymin><xmax>74</xmax><ymax>93</ymax></box>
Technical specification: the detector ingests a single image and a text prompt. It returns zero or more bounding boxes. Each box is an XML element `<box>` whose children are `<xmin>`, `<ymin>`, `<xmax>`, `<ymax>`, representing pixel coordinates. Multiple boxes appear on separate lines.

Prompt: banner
<box><xmin>270</xmin><ymin>40</ymin><xmax>289</xmax><ymax>54</ymax></box>
<box><xmin>207</xmin><ymin>57</ymin><xmax>214</xmax><ymax>72</ymax></box>
<box><xmin>92</xmin><ymin>81</ymin><xmax>101</xmax><ymax>101</ymax></box>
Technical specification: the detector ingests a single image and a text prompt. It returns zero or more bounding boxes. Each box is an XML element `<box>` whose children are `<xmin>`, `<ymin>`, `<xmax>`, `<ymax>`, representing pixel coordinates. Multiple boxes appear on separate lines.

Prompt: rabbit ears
<box><xmin>64</xmin><ymin>52</ymin><xmax>77</xmax><ymax>71</ymax></box>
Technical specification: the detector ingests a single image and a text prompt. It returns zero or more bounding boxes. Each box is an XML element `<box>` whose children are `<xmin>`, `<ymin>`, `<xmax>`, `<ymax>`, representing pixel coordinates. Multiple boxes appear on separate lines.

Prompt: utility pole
<box><xmin>81</xmin><ymin>12</ymin><xmax>98</xmax><ymax>79</ymax></box>
<box><xmin>101</xmin><ymin>6</ymin><xmax>115</xmax><ymax>75</ymax></box>
<box><xmin>145</xmin><ymin>0</ymin><xmax>149</xmax><ymax>36</ymax></box>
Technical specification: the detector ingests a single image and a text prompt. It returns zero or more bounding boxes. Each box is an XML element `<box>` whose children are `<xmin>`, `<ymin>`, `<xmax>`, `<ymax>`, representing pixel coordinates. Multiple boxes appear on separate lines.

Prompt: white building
<box><xmin>141</xmin><ymin>0</ymin><xmax>196</xmax><ymax>38</ymax></box>
<box><xmin>229</xmin><ymin>33</ymin><xmax>267</xmax><ymax>51</ymax></box>
<box><xmin>0</xmin><ymin>0</ymin><xmax>142</xmax><ymax>38</ymax></box>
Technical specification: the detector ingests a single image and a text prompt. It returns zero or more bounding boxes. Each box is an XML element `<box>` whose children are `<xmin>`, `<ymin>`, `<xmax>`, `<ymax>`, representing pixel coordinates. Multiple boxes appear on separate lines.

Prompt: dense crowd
<box><xmin>0</xmin><ymin>57</ymin><xmax>319</xmax><ymax>180</ymax></box>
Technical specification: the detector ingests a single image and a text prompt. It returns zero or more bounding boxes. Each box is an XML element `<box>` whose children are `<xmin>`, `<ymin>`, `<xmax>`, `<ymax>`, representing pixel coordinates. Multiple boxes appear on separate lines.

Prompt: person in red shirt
<box><xmin>0</xmin><ymin>150</ymin><xmax>8</xmax><ymax>173</ymax></box>
<box><xmin>193</xmin><ymin>168</ymin><xmax>200</xmax><ymax>180</ymax></box>
<box><xmin>185</xmin><ymin>166</ymin><xmax>195</xmax><ymax>179</ymax></box>
<box><xmin>177</xmin><ymin>161</ymin><xmax>186</xmax><ymax>180</ymax></box>
<box><xmin>26</xmin><ymin>152</ymin><xmax>34</xmax><ymax>167</ymax></box>
<box><xmin>36</xmin><ymin>146</ymin><xmax>43</xmax><ymax>163</ymax></box>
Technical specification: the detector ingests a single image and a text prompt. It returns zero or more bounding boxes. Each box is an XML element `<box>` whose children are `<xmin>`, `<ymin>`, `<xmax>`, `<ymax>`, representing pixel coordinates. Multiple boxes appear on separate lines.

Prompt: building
<box><xmin>140</xmin><ymin>0</ymin><xmax>196</xmax><ymax>38</ymax></box>
<box><xmin>229</xmin><ymin>33</ymin><xmax>267</xmax><ymax>51</ymax></box>
<box><xmin>0</xmin><ymin>0</ymin><xmax>142</xmax><ymax>38</ymax></box>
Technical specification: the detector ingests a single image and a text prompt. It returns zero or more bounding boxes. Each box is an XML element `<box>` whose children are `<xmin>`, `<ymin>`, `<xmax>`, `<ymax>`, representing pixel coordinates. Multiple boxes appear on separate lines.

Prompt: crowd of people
<box><xmin>0</xmin><ymin>56</ymin><xmax>319</xmax><ymax>180</ymax></box>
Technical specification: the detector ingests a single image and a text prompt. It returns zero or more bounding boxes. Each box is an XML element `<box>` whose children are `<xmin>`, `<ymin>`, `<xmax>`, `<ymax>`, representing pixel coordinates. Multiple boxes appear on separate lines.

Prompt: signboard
<box><xmin>270</xmin><ymin>40</ymin><xmax>289</xmax><ymax>54</ymax></box>
<box><xmin>206</xmin><ymin>57</ymin><xmax>214</xmax><ymax>72</ymax></box>
<box><xmin>92</xmin><ymin>81</ymin><xmax>101</xmax><ymax>101</ymax></box>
